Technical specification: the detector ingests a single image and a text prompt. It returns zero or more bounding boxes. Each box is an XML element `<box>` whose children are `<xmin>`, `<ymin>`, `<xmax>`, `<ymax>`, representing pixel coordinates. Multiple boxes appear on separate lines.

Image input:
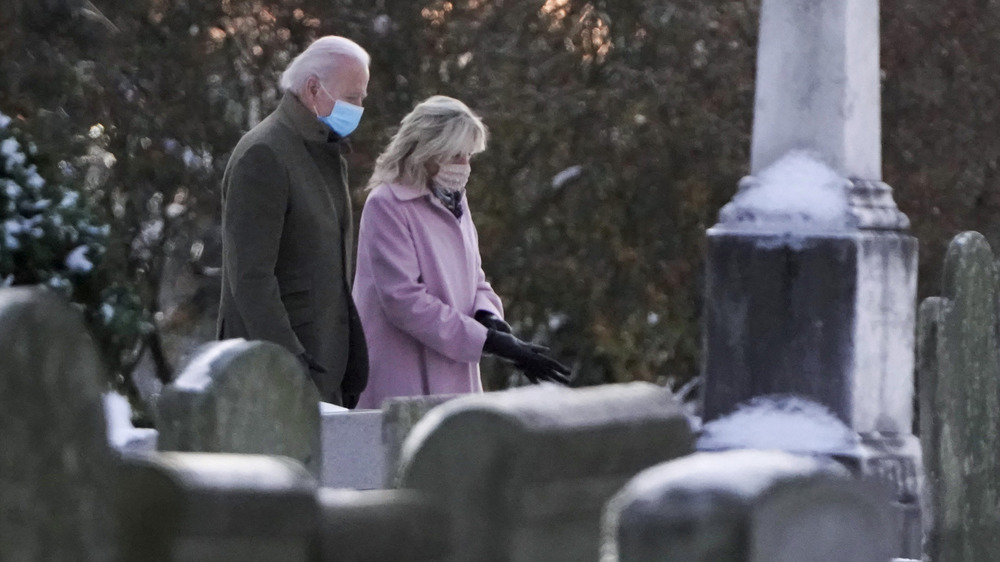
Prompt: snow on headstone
<box><xmin>156</xmin><ymin>339</ymin><xmax>323</xmax><ymax>477</ymax></box>
<box><xmin>697</xmin><ymin>395</ymin><xmax>860</xmax><ymax>456</ymax></box>
<box><xmin>102</xmin><ymin>392</ymin><xmax>157</xmax><ymax>453</ymax></box>
<box><xmin>718</xmin><ymin>151</ymin><xmax>851</xmax><ymax>231</ymax></box>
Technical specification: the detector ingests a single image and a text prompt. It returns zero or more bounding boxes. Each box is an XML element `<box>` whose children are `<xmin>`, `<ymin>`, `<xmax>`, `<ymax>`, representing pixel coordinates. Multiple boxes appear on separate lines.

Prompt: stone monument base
<box><xmin>703</xmin><ymin>229</ymin><xmax>917</xmax><ymax>435</ymax></box>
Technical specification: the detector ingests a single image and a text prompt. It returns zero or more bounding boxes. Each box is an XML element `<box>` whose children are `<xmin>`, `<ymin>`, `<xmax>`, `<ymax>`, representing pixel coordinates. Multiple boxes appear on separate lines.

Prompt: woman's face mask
<box><xmin>316</xmin><ymin>83</ymin><xmax>364</xmax><ymax>137</ymax></box>
<box><xmin>434</xmin><ymin>162</ymin><xmax>472</xmax><ymax>192</ymax></box>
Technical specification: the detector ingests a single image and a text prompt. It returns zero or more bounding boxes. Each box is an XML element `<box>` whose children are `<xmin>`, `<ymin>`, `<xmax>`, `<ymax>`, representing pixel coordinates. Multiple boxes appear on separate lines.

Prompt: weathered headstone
<box><xmin>0</xmin><ymin>287</ymin><xmax>118</xmax><ymax>561</ymax></box>
<box><xmin>321</xmin><ymin>409</ymin><xmax>384</xmax><ymax>489</ymax></box>
<box><xmin>382</xmin><ymin>394</ymin><xmax>459</xmax><ymax>487</ymax></box>
<box><xmin>398</xmin><ymin>383</ymin><xmax>694</xmax><ymax>562</ymax></box>
<box><xmin>700</xmin><ymin>0</ymin><xmax>921</xmax><ymax>556</ymax></box>
<box><xmin>602</xmin><ymin>450</ymin><xmax>893</xmax><ymax>562</ymax></box>
<box><xmin>918</xmin><ymin>231</ymin><xmax>1000</xmax><ymax>561</ymax></box>
<box><xmin>317</xmin><ymin>488</ymin><xmax>450</xmax><ymax>561</ymax></box>
<box><xmin>117</xmin><ymin>452</ymin><xmax>318</xmax><ymax>562</ymax></box>
<box><xmin>157</xmin><ymin>339</ymin><xmax>322</xmax><ymax>476</ymax></box>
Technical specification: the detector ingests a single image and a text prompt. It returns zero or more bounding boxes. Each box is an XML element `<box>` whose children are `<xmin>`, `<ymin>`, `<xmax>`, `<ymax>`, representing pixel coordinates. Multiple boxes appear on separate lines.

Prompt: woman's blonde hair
<box><xmin>367</xmin><ymin>96</ymin><xmax>488</xmax><ymax>191</ymax></box>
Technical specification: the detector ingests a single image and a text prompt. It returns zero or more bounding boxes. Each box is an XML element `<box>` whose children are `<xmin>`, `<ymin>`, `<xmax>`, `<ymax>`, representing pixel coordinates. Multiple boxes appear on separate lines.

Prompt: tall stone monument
<box><xmin>701</xmin><ymin>0</ymin><xmax>920</xmax><ymax>557</ymax></box>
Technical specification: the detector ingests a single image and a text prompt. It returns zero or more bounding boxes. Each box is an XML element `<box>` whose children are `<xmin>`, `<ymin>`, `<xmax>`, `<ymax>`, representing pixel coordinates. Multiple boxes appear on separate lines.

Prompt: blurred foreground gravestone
<box><xmin>697</xmin><ymin>395</ymin><xmax>920</xmax><ymax>557</ymax></box>
<box><xmin>700</xmin><ymin>0</ymin><xmax>921</xmax><ymax>556</ymax></box>
<box><xmin>116</xmin><ymin>453</ymin><xmax>454</xmax><ymax>562</ymax></box>
<box><xmin>917</xmin><ymin>231</ymin><xmax>1000</xmax><ymax>561</ymax></box>
<box><xmin>317</xmin><ymin>488</ymin><xmax>450</xmax><ymax>561</ymax></box>
<box><xmin>117</xmin><ymin>453</ymin><xmax>317</xmax><ymax>562</ymax></box>
<box><xmin>398</xmin><ymin>382</ymin><xmax>693</xmax><ymax>562</ymax></box>
<box><xmin>157</xmin><ymin>339</ymin><xmax>322</xmax><ymax>477</ymax></box>
<box><xmin>602</xmin><ymin>450</ymin><xmax>892</xmax><ymax>562</ymax></box>
<box><xmin>0</xmin><ymin>287</ymin><xmax>118</xmax><ymax>561</ymax></box>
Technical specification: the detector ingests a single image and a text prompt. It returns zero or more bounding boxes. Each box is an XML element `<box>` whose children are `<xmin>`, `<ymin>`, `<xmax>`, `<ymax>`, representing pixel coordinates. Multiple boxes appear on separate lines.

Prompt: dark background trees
<box><xmin>1</xmin><ymin>0</ymin><xmax>994</xmax><ymax>405</ymax></box>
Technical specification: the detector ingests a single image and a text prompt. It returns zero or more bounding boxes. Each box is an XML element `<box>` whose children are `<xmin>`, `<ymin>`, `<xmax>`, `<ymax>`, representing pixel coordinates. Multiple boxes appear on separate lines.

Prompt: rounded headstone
<box><xmin>157</xmin><ymin>339</ymin><xmax>322</xmax><ymax>477</ymax></box>
<box><xmin>0</xmin><ymin>287</ymin><xmax>117</xmax><ymax>561</ymax></box>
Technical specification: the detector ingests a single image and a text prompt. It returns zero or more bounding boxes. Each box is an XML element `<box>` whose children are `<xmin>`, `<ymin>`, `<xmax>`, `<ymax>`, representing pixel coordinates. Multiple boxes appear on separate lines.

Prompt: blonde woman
<box><xmin>353</xmin><ymin>96</ymin><xmax>569</xmax><ymax>407</ymax></box>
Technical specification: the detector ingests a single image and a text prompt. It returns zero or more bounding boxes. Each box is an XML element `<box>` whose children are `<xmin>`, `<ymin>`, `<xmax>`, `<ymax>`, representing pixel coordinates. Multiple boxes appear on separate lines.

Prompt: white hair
<box><xmin>280</xmin><ymin>36</ymin><xmax>370</xmax><ymax>95</ymax></box>
<box><xmin>367</xmin><ymin>96</ymin><xmax>488</xmax><ymax>191</ymax></box>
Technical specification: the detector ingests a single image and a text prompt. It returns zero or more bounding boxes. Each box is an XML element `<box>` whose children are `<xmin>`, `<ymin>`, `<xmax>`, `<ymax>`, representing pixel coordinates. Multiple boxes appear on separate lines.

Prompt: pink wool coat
<box><xmin>353</xmin><ymin>182</ymin><xmax>504</xmax><ymax>409</ymax></box>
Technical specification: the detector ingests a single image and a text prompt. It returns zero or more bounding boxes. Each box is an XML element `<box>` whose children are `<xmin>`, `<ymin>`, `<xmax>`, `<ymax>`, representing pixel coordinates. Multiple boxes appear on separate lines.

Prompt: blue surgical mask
<box><xmin>317</xmin><ymin>84</ymin><xmax>364</xmax><ymax>137</ymax></box>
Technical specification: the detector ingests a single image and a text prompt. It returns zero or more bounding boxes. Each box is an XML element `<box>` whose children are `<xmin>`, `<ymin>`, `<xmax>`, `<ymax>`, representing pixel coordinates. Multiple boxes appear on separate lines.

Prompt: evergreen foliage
<box><xmin>0</xmin><ymin>113</ymin><xmax>149</xmax><ymax>390</ymax></box>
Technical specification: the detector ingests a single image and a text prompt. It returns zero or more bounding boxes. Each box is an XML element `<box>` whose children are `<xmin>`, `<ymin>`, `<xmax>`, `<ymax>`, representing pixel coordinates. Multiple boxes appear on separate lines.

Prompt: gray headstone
<box><xmin>317</xmin><ymin>489</ymin><xmax>450</xmax><ymax>561</ymax></box>
<box><xmin>398</xmin><ymin>383</ymin><xmax>694</xmax><ymax>562</ymax></box>
<box><xmin>117</xmin><ymin>452</ymin><xmax>317</xmax><ymax>562</ymax></box>
<box><xmin>603</xmin><ymin>450</ymin><xmax>893</xmax><ymax>562</ymax></box>
<box><xmin>382</xmin><ymin>394</ymin><xmax>460</xmax><ymax>487</ymax></box>
<box><xmin>157</xmin><ymin>339</ymin><xmax>322</xmax><ymax>477</ymax></box>
<box><xmin>0</xmin><ymin>287</ymin><xmax>118</xmax><ymax>561</ymax></box>
<box><xmin>918</xmin><ymin>231</ymin><xmax>1000</xmax><ymax>561</ymax></box>
<box><xmin>321</xmin><ymin>410</ymin><xmax>384</xmax><ymax>489</ymax></box>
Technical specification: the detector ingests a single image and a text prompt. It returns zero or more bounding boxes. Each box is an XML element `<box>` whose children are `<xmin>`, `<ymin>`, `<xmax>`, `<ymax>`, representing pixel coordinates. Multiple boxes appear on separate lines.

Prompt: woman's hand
<box><xmin>482</xmin><ymin>329</ymin><xmax>571</xmax><ymax>385</ymax></box>
<box><xmin>474</xmin><ymin>310</ymin><xmax>512</xmax><ymax>334</ymax></box>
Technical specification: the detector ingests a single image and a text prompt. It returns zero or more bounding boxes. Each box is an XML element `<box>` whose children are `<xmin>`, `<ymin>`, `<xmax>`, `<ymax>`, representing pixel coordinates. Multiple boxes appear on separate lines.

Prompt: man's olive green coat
<box><xmin>218</xmin><ymin>93</ymin><xmax>367</xmax><ymax>405</ymax></box>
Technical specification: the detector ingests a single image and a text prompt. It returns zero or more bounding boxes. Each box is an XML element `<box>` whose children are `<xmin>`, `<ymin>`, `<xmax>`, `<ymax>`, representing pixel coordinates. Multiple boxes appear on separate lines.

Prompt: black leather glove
<box><xmin>482</xmin><ymin>329</ymin><xmax>571</xmax><ymax>385</ymax></box>
<box><xmin>474</xmin><ymin>310</ymin><xmax>512</xmax><ymax>334</ymax></box>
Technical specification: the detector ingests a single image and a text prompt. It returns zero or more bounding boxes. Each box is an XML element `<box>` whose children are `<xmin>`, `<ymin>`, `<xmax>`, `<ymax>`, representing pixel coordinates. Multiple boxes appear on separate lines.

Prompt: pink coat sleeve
<box><xmin>363</xmin><ymin>195</ymin><xmax>488</xmax><ymax>363</ymax></box>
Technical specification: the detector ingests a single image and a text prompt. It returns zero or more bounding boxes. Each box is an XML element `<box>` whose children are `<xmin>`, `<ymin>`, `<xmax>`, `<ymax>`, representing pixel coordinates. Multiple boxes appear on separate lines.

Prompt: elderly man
<box><xmin>218</xmin><ymin>36</ymin><xmax>370</xmax><ymax>408</ymax></box>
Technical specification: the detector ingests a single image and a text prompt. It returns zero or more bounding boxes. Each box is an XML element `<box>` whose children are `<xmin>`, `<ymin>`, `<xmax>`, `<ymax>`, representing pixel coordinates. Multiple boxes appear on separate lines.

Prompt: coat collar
<box><xmin>276</xmin><ymin>92</ymin><xmax>335</xmax><ymax>143</ymax></box>
<box><xmin>386</xmin><ymin>181</ymin><xmax>432</xmax><ymax>201</ymax></box>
